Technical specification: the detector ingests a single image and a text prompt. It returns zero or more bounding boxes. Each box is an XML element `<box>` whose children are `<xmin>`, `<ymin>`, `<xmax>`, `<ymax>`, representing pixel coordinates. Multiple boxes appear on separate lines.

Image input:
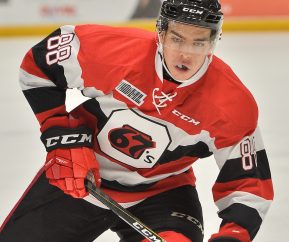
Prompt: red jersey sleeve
<box><xmin>19</xmin><ymin>25</ymin><xmax>84</xmax><ymax>125</ymax></box>
<box><xmin>207</xmin><ymin>61</ymin><xmax>274</xmax><ymax>242</ymax></box>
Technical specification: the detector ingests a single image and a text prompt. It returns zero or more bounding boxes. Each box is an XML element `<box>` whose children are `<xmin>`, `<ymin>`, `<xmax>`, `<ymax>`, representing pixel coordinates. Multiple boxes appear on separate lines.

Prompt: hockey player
<box><xmin>0</xmin><ymin>0</ymin><xmax>273</xmax><ymax>241</ymax></box>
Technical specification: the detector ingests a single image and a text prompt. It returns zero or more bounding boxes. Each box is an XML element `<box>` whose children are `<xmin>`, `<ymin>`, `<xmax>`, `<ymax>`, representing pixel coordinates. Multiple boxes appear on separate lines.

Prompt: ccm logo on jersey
<box><xmin>172</xmin><ymin>109</ymin><xmax>200</xmax><ymax>126</ymax></box>
<box><xmin>45</xmin><ymin>134</ymin><xmax>92</xmax><ymax>148</ymax></box>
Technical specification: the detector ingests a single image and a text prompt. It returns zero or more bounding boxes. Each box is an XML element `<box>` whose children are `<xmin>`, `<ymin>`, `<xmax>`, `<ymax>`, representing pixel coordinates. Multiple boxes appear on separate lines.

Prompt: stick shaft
<box><xmin>85</xmin><ymin>180</ymin><xmax>166</xmax><ymax>242</ymax></box>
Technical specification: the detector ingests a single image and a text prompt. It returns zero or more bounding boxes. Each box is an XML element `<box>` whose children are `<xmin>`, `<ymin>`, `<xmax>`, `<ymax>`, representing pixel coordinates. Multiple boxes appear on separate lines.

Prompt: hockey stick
<box><xmin>84</xmin><ymin>179</ymin><xmax>166</xmax><ymax>242</ymax></box>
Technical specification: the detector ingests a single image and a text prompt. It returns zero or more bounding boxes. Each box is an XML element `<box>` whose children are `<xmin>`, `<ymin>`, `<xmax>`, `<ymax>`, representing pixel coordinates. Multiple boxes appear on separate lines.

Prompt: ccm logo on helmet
<box><xmin>45</xmin><ymin>134</ymin><xmax>92</xmax><ymax>148</ymax></box>
<box><xmin>183</xmin><ymin>7</ymin><xmax>204</xmax><ymax>15</ymax></box>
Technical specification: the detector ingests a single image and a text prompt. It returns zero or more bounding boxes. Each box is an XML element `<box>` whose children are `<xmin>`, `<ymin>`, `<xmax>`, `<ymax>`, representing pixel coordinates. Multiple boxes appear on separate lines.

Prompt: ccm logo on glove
<box><xmin>41</xmin><ymin>126</ymin><xmax>93</xmax><ymax>152</ymax></box>
<box><xmin>45</xmin><ymin>133</ymin><xmax>92</xmax><ymax>147</ymax></box>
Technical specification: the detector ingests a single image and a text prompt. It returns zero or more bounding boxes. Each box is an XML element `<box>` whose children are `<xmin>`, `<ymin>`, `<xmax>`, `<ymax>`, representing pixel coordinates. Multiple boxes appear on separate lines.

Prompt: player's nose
<box><xmin>179</xmin><ymin>52</ymin><xmax>192</xmax><ymax>64</ymax></box>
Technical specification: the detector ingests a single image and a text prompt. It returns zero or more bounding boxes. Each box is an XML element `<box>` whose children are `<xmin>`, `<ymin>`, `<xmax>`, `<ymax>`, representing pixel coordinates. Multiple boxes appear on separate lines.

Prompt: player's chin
<box><xmin>170</xmin><ymin>68</ymin><xmax>195</xmax><ymax>81</ymax></box>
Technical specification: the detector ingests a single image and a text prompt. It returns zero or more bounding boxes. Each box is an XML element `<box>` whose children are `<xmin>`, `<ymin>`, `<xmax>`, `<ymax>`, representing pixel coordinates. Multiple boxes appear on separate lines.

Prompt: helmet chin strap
<box><xmin>157</xmin><ymin>30</ymin><xmax>221</xmax><ymax>84</ymax></box>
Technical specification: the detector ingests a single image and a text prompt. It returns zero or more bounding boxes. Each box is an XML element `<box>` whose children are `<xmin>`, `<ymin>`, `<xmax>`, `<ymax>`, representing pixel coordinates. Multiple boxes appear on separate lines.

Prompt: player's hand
<box><xmin>44</xmin><ymin>147</ymin><xmax>100</xmax><ymax>198</ymax></box>
<box><xmin>40</xmin><ymin>116</ymin><xmax>100</xmax><ymax>198</ymax></box>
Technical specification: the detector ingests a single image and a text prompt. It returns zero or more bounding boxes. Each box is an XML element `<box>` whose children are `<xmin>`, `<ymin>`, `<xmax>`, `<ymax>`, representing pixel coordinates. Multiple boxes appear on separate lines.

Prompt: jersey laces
<box><xmin>152</xmin><ymin>88</ymin><xmax>177</xmax><ymax>115</ymax></box>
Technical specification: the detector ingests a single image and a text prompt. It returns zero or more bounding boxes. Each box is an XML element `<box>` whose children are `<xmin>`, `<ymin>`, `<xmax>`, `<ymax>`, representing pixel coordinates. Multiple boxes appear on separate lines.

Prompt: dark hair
<box><xmin>210</xmin><ymin>29</ymin><xmax>217</xmax><ymax>41</ymax></box>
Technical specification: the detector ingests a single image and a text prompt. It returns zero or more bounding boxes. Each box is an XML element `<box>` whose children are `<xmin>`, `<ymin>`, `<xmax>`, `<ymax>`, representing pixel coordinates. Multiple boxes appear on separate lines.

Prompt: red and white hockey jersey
<box><xmin>19</xmin><ymin>24</ymin><xmax>273</xmax><ymax>241</ymax></box>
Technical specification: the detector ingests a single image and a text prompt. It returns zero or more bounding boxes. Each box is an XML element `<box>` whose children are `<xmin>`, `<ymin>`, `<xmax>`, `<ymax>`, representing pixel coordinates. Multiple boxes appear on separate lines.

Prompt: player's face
<box><xmin>160</xmin><ymin>22</ymin><xmax>213</xmax><ymax>81</ymax></box>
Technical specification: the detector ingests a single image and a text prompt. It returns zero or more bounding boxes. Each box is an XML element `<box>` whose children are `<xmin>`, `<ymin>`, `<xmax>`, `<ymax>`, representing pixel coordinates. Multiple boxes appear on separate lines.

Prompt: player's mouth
<box><xmin>175</xmin><ymin>64</ymin><xmax>190</xmax><ymax>72</ymax></box>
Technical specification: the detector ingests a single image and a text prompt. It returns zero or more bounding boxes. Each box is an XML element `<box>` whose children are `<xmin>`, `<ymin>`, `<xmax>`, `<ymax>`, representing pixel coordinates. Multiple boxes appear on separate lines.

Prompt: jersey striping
<box><xmin>19</xmin><ymin>24</ymin><xmax>273</xmax><ymax>240</ymax></box>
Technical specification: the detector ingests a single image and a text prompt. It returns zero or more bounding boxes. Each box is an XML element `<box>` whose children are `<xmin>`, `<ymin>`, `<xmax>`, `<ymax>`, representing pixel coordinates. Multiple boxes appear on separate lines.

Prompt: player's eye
<box><xmin>171</xmin><ymin>36</ymin><xmax>183</xmax><ymax>44</ymax></box>
<box><xmin>192</xmin><ymin>41</ymin><xmax>206</xmax><ymax>47</ymax></box>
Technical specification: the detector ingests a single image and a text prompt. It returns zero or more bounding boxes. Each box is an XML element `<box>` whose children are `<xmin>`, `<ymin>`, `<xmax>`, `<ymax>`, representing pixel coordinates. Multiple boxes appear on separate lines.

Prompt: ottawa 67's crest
<box><xmin>108</xmin><ymin>124</ymin><xmax>156</xmax><ymax>159</ymax></box>
<box><xmin>97</xmin><ymin>109</ymin><xmax>171</xmax><ymax>168</ymax></box>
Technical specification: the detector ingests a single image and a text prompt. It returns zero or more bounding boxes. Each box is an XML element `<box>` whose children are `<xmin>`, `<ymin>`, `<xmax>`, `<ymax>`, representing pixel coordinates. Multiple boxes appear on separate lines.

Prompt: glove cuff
<box><xmin>41</xmin><ymin>126</ymin><xmax>93</xmax><ymax>152</ymax></box>
<box><xmin>209</xmin><ymin>222</ymin><xmax>251</xmax><ymax>242</ymax></box>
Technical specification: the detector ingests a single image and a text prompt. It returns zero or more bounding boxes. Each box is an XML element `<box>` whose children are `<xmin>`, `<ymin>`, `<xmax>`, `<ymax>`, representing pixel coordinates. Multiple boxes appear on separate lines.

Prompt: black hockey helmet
<box><xmin>157</xmin><ymin>0</ymin><xmax>223</xmax><ymax>35</ymax></box>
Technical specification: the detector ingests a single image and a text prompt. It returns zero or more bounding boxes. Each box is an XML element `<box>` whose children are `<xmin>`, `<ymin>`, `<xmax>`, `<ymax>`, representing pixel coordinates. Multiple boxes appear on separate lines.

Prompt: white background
<box><xmin>0</xmin><ymin>0</ymin><xmax>137</xmax><ymax>25</ymax></box>
<box><xmin>0</xmin><ymin>32</ymin><xmax>288</xmax><ymax>241</ymax></box>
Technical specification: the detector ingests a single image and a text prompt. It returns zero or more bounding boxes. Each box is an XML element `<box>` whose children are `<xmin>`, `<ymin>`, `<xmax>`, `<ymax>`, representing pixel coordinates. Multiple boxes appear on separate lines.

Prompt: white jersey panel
<box><xmin>82</xmin><ymin>87</ymin><xmax>105</xmax><ymax>98</ymax></box>
<box><xmin>96</xmin><ymin>93</ymin><xmax>216</xmax><ymax>152</ymax></box>
<box><xmin>214</xmin><ymin>126</ymin><xmax>265</xmax><ymax>169</ymax></box>
<box><xmin>96</xmin><ymin>153</ymin><xmax>192</xmax><ymax>186</ymax></box>
<box><xmin>215</xmin><ymin>191</ymin><xmax>272</xmax><ymax>220</ymax></box>
<box><xmin>19</xmin><ymin>68</ymin><xmax>56</xmax><ymax>91</ymax></box>
<box><xmin>59</xmin><ymin>25</ymin><xmax>84</xmax><ymax>90</ymax></box>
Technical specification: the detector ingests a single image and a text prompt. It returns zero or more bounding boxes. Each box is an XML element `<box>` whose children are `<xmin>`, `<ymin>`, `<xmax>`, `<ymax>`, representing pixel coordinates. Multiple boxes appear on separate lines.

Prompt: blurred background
<box><xmin>1</xmin><ymin>0</ymin><xmax>289</xmax><ymax>241</ymax></box>
<box><xmin>1</xmin><ymin>0</ymin><xmax>289</xmax><ymax>35</ymax></box>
